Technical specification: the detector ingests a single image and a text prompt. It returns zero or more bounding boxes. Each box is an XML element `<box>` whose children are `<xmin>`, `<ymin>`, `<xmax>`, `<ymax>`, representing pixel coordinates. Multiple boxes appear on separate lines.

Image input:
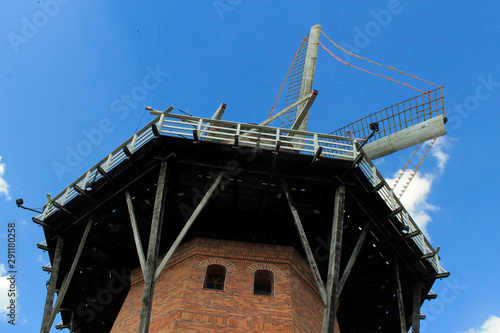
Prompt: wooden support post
<box><xmin>125</xmin><ymin>191</ymin><xmax>147</xmax><ymax>277</ymax></box>
<box><xmin>138</xmin><ymin>161</ymin><xmax>169</xmax><ymax>333</ymax></box>
<box><xmin>44</xmin><ymin>216</ymin><xmax>93</xmax><ymax>333</ymax></box>
<box><xmin>412</xmin><ymin>283</ymin><xmax>422</xmax><ymax>333</ymax></box>
<box><xmin>69</xmin><ymin>311</ymin><xmax>75</xmax><ymax>333</ymax></box>
<box><xmin>155</xmin><ymin>173</ymin><xmax>224</xmax><ymax>281</ymax></box>
<box><xmin>297</xmin><ymin>24</ymin><xmax>321</xmax><ymax>132</ymax></box>
<box><xmin>40</xmin><ymin>235</ymin><xmax>64</xmax><ymax>333</ymax></box>
<box><xmin>322</xmin><ymin>185</ymin><xmax>345</xmax><ymax>333</ymax></box>
<box><xmin>394</xmin><ymin>256</ymin><xmax>407</xmax><ymax>333</ymax></box>
<box><xmin>337</xmin><ymin>221</ymin><xmax>370</xmax><ymax>294</ymax></box>
<box><xmin>282</xmin><ymin>179</ymin><xmax>327</xmax><ymax>304</ymax></box>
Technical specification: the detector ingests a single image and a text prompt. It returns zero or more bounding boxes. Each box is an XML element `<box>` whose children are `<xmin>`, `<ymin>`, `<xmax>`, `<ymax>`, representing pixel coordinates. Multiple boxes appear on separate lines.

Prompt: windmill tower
<box><xmin>34</xmin><ymin>25</ymin><xmax>449</xmax><ymax>333</ymax></box>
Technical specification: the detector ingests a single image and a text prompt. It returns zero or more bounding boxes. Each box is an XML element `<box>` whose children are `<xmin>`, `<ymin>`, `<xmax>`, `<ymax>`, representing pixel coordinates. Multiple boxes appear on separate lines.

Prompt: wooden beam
<box><xmin>259</xmin><ymin>94</ymin><xmax>312</xmax><ymax>126</ymax></box>
<box><xmin>410</xmin><ymin>252</ymin><xmax>436</xmax><ymax>262</ymax></box>
<box><xmin>32</xmin><ymin>217</ymin><xmax>57</xmax><ymax>231</ymax></box>
<box><xmin>138</xmin><ymin>161</ymin><xmax>169</xmax><ymax>333</ymax></box>
<box><xmin>412</xmin><ymin>283</ymin><xmax>422</xmax><ymax>333</ymax></box>
<box><xmin>125</xmin><ymin>191</ymin><xmax>147</xmax><ymax>278</ymax></box>
<box><xmin>73</xmin><ymin>185</ymin><xmax>97</xmax><ymax>204</ymax></box>
<box><xmin>290</xmin><ymin>90</ymin><xmax>318</xmax><ymax>130</ymax></box>
<box><xmin>154</xmin><ymin>173</ymin><xmax>223</xmax><ymax>281</ymax></box>
<box><xmin>369</xmin><ymin>181</ymin><xmax>385</xmax><ymax>195</ymax></box>
<box><xmin>397</xmin><ymin>230</ymin><xmax>421</xmax><ymax>243</ymax></box>
<box><xmin>322</xmin><ymin>185</ymin><xmax>345</xmax><ymax>333</ymax></box>
<box><xmin>62</xmin><ymin>160</ymin><xmax>166</xmax><ymax>234</ymax></box>
<box><xmin>40</xmin><ymin>236</ymin><xmax>64</xmax><ymax>333</ymax></box>
<box><xmin>394</xmin><ymin>255</ymin><xmax>407</xmax><ymax>333</ymax></box>
<box><xmin>337</xmin><ymin>221</ymin><xmax>370</xmax><ymax>294</ymax></box>
<box><xmin>346</xmin><ymin>189</ymin><xmax>423</xmax><ymax>283</ymax></box>
<box><xmin>340</xmin><ymin>152</ymin><xmax>364</xmax><ymax>179</ymax></box>
<box><xmin>97</xmin><ymin>166</ymin><xmax>116</xmax><ymax>186</ymax></box>
<box><xmin>282</xmin><ymin>179</ymin><xmax>327</xmax><ymax>304</ymax></box>
<box><xmin>380</xmin><ymin>206</ymin><xmax>403</xmax><ymax>222</ymax></box>
<box><xmin>52</xmin><ymin>201</ymin><xmax>77</xmax><ymax>218</ymax></box>
<box><xmin>44</xmin><ymin>217</ymin><xmax>93</xmax><ymax>333</ymax></box>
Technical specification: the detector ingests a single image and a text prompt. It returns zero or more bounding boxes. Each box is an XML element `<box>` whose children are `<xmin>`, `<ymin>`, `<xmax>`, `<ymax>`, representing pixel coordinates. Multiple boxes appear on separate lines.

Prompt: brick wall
<box><xmin>111</xmin><ymin>238</ymin><xmax>339</xmax><ymax>332</ymax></box>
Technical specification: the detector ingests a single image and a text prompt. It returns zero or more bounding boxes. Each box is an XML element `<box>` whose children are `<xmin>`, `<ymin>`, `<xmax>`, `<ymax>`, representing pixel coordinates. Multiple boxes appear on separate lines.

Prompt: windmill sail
<box><xmin>330</xmin><ymin>87</ymin><xmax>446</xmax><ymax>160</ymax></box>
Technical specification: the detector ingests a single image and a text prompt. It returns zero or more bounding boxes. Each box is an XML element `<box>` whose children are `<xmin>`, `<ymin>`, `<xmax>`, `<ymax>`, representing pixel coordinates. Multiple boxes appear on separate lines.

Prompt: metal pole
<box><xmin>297</xmin><ymin>24</ymin><xmax>321</xmax><ymax>132</ymax></box>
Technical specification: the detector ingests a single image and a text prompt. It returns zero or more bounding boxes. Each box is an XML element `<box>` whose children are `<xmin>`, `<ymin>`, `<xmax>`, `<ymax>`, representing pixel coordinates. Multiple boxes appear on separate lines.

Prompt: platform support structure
<box><xmin>40</xmin><ymin>235</ymin><xmax>64</xmax><ymax>333</ymax></box>
<box><xmin>322</xmin><ymin>185</ymin><xmax>345</xmax><ymax>333</ymax></box>
<box><xmin>138</xmin><ymin>161</ymin><xmax>169</xmax><ymax>333</ymax></box>
<box><xmin>412</xmin><ymin>283</ymin><xmax>422</xmax><ymax>333</ymax></box>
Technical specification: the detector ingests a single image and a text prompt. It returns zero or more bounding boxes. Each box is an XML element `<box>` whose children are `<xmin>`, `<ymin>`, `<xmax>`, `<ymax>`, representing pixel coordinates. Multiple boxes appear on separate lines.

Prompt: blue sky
<box><xmin>1</xmin><ymin>1</ymin><xmax>499</xmax><ymax>332</ymax></box>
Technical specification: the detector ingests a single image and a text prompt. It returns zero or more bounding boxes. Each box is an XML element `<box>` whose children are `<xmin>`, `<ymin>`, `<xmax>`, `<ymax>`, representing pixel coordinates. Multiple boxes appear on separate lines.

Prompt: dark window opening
<box><xmin>203</xmin><ymin>264</ymin><xmax>226</xmax><ymax>290</ymax></box>
<box><xmin>253</xmin><ymin>270</ymin><xmax>274</xmax><ymax>296</ymax></box>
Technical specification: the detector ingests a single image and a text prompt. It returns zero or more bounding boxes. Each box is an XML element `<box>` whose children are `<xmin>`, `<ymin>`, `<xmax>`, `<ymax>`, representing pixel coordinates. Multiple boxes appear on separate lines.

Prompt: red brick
<box><xmin>111</xmin><ymin>238</ymin><xmax>339</xmax><ymax>332</ymax></box>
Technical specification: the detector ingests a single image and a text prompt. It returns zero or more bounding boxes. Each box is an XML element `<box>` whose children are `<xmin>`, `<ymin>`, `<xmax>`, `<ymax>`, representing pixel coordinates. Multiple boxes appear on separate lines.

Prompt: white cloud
<box><xmin>398</xmin><ymin>173</ymin><xmax>438</xmax><ymax>238</ymax></box>
<box><xmin>0</xmin><ymin>263</ymin><xmax>17</xmax><ymax>322</ymax></box>
<box><xmin>431</xmin><ymin>136</ymin><xmax>455</xmax><ymax>172</ymax></box>
<box><xmin>386</xmin><ymin>136</ymin><xmax>454</xmax><ymax>239</ymax></box>
<box><xmin>458</xmin><ymin>316</ymin><xmax>500</xmax><ymax>333</ymax></box>
<box><xmin>0</xmin><ymin>156</ymin><xmax>12</xmax><ymax>201</ymax></box>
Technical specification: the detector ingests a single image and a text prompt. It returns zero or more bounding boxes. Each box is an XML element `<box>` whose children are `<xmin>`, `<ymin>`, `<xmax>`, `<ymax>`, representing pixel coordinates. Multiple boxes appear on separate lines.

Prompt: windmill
<box><xmin>268</xmin><ymin>25</ymin><xmax>446</xmax><ymax>167</ymax></box>
<box><xmin>32</xmin><ymin>24</ymin><xmax>449</xmax><ymax>333</ymax></box>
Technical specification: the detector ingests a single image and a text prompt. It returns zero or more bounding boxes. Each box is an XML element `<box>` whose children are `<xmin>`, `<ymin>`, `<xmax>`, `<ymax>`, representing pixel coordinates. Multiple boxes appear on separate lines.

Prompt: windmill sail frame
<box><xmin>330</xmin><ymin>87</ymin><xmax>446</xmax><ymax>158</ymax></box>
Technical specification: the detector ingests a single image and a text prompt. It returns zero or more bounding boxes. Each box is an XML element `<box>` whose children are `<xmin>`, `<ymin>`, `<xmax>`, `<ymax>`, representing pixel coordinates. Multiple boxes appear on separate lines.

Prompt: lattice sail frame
<box><xmin>331</xmin><ymin>87</ymin><xmax>445</xmax><ymax>144</ymax></box>
<box><xmin>281</xmin><ymin>34</ymin><xmax>309</xmax><ymax>129</ymax></box>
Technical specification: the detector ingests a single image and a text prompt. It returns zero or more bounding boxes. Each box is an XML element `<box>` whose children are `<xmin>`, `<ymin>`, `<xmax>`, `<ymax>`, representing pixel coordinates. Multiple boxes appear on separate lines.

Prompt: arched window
<box><xmin>253</xmin><ymin>270</ymin><xmax>274</xmax><ymax>296</ymax></box>
<box><xmin>203</xmin><ymin>264</ymin><xmax>227</xmax><ymax>290</ymax></box>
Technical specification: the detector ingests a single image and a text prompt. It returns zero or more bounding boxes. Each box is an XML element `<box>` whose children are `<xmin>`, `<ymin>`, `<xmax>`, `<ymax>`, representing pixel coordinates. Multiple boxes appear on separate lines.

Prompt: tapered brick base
<box><xmin>111</xmin><ymin>238</ymin><xmax>339</xmax><ymax>332</ymax></box>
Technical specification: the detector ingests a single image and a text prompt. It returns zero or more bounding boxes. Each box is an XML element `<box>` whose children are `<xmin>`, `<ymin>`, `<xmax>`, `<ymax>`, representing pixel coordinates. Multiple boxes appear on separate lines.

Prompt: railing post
<box><xmin>130</xmin><ymin>134</ymin><xmax>138</xmax><ymax>153</ymax></box>
<box><xmin>197</xmin><ymin>119</ymin><xmax>203</xmax><ymax>139</ymax></box>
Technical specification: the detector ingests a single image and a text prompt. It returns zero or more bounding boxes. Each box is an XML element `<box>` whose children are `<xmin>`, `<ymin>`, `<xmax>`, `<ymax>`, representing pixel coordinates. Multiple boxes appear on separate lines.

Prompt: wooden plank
<box><xmin>138</xmin><ymin>161</ymin><xmax>169</xmax><ymax>333</ymax></box>
<box><xmin>337</xmin><ymin>221</ymin><xmax>370</xmax><ymax>294</ymax></box>
<box><xmin>40</xmin><ymin>236</ymin><xmax>64</xmax><ymax>333</ymax></box>
<box><xmin>125</xmin><ymin>191</ymin><xmax>146</xmax><ymax>277</ymax></box>
<box><xmin>322</xmin><ymin>185</ymin><xmax>345</xmax><ymax>333</ymax></box>
<box><xmin>154</xmin><ymin>173</ymin><xmax>223</xmax><ymax>281</ymax></box>
<box><xmin>282</xmin><ymin>179</ymin><xmax>327</xmax><ymax>304</ymax></box>
<box><xmin>394</xmin><ymin>256</ymin><xmax>407</xmax><ymax>333</ymax></box>
<box><xmin>44</xmin><ymin>217</ymin><xmax>93</xmax><ymax>333</ymax></box>
<box><xmin>412</xmin><ymin>283</ymin><xmax>422</xmax><ymax>333</ymax></box>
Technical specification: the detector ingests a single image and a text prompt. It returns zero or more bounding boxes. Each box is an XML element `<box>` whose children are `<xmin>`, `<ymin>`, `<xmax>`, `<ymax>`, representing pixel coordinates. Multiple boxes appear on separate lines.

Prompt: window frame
<box><xmin>253</xmin><ymin>269</ymin><xmax>275</xmax><ymax>296</ymax></box>
<box><xmin>203</xmin><ymin>264</ymin><xmax>227</xmax><ymax>291</ymax></box>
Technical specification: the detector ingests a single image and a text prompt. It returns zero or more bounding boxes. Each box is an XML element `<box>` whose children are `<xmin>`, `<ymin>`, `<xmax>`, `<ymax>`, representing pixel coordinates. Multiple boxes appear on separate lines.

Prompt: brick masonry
<box><xmin>111</xmin><ymin>238</ymin><xmax>340</xmax><ymax>332</ymax></box>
